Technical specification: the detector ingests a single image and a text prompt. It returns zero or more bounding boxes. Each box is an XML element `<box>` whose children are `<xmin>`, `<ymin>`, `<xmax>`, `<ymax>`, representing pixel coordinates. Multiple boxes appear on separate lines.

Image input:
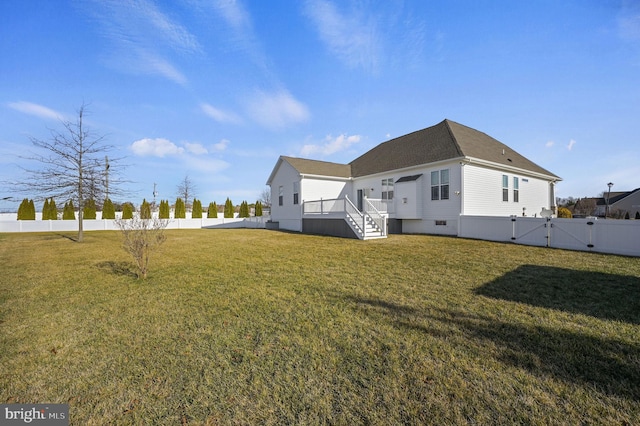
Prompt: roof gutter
<box><xmin>299</xmin><ymin>173</ymin><xmax>352</xmax><ymax>181</ymax></box>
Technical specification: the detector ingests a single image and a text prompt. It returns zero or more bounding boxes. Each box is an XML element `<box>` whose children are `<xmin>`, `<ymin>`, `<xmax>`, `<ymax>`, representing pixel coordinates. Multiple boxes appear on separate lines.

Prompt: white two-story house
<box><xmin>266</xmin><ymin>119</ymin><xmax>561</xmax><ymax>239</ymax></box>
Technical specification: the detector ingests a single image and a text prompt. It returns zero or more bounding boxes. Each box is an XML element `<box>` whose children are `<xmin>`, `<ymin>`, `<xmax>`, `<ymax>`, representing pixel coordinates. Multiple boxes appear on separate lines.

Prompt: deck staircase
<box><xmin>346</xmin><ymin>214</ymin><xmax>386</xmax><ymax>239</ymax></box>
<box><xmin>302</xmin><ymin>196</ymin><xmax>388</xmax><ymax>240</ymax></box>
<box><xmin>344</xmin><ymin>196</ymin><xmax>387</xmax><ymax>240</ymax></box>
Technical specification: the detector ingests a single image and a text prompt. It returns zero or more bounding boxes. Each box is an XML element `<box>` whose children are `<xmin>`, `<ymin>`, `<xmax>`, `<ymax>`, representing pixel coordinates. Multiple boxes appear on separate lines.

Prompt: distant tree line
<box><xmin>15</xmin><ymin>197</ymin><xmax>266</xmax><ymax>220</ymax></box>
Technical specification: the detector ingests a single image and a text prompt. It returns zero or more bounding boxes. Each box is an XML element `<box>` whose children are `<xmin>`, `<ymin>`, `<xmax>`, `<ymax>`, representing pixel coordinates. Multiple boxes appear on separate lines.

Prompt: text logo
<box><xmin>1</xmin><ymin>404</ymin><xmax>68</xmax><ymax>425</ymax></box>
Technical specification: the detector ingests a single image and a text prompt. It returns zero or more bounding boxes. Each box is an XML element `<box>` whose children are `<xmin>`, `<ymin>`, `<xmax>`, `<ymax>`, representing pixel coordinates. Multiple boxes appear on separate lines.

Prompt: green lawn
<box><xmin>1</xmin><ymin>230</ymin><xmax>639</xmax><ymax>425</ymax></box>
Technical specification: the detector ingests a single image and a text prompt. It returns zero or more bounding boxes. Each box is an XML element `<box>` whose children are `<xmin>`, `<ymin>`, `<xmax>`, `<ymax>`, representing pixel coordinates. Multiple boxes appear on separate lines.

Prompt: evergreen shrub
<box><xmin>192</xmin><ymin>199</ymin><xmax>202</xmax><ymax>219</ymax></box>
<box><xmin>63</xmin><ymin>201</ymin><xmax>76</xmax><ymax>220</ymax></box>
<box><xmin>83</xmin><ymin>199</ymin><xmax>97</xmax><ymax>219</ymax></box>
<box><xmin>207</xmin><ymin>202</ymin><xmax>217</xmax><ymax>218</ymax></box>
<box><xmin>140</xmin><ymin>199</ymin><xmax>151</xmax><ymax>219</ymax></box>
<box><xmin>224</xmin><ymin>198</ymin><xmax>234</xmax><ymax>218</ymax></box>
<box><xmin>159</xmin><ymin>200</ymin><xmax>170</xmax><ymax>219</ymax></box>
<box><xmin>122</xmin><ymin>203</ymin><xmax>134</xmax><ymax>219</ymax></box>
<box><xmin>174</xmin><ymin>198</ymin><xmax>186</xmax><ymax>219</ymax></box>
<box><xmin>102</xmin><ymin>198</ymin><xmax>115</xmax><ymax>219</ymax></box>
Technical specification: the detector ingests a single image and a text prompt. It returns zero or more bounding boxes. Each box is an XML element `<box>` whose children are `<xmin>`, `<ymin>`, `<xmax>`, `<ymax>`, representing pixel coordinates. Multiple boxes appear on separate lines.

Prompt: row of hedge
<box><xmin>15</xmin><ymin>198</ymin><xmax>265</xmax><ymax>220</ymax></box>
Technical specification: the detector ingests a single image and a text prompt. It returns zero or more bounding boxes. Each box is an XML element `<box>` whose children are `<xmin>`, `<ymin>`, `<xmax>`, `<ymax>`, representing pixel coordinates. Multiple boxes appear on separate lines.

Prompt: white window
<box><xmin>502</xmin><ymin>175</ymin><xmax>509</xmax><ymax>202</ymax></box>
<box><xmin>382</xmin><ymin>178</ymin><xmax>394</xmax><ymax>200</ymax></box>
<box><xmin>431</xmin><ymin>170</ymin><xmax>449</xmax><ymax>200</ymax></box>
<box><xmin>513</xmin><ymin>177</ymin><xmax>519</xmax><ymax>203</ymax></box>
<box><xmin>293</xmin><ymin>181</ymin><xmax>299</xmax><ymax>205</ymax></box>
<box><xmin>278</xmin><ymin>186</ymin><xmax>283</xmax><ymax>206</ymax></box>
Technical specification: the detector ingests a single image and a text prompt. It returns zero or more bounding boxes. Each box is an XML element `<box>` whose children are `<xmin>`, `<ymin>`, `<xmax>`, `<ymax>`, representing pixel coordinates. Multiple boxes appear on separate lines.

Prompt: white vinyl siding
<box><xmin>302</xmin><ymin>178</ymin><xmax>349</xmax><ymax>203</ymax></box>
<box><xmin>269</xmin><ymin>161</ymin><xmax>304</xmax><ymax>231</ymax></box>
<box><xmin>395</xmin><ymin>176</ymin><xmax>423</xmax><ymax>219</ymax></box>
<box><xmin>402</xmin><ymin>163</ymin><xmax>460</xmax><ymax>235</ymax></box>
<box><xmin>463</xmin><ymin>165</ymin><xmax>551</xmax><ymax>217</ymax></box>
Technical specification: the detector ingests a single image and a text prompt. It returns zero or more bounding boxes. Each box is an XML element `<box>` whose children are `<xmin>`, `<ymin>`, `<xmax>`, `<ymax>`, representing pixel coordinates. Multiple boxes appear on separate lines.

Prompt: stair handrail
<box><xmin>344</xmin><ymin>195</ymin><xmax>365</xmax><ymax>235</ymax></box>
<box><xmin>364</xmin><ymin>197</ymin><xmax>387</xmax><ymax>236</ymax></box>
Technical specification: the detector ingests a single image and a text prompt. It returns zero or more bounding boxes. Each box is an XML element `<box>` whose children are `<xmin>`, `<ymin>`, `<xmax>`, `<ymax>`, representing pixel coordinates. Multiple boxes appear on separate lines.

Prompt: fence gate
<box><xmin>511</xmin><ymin>217</ymin><xmax>597</xmax><ymax>251</ymax></box>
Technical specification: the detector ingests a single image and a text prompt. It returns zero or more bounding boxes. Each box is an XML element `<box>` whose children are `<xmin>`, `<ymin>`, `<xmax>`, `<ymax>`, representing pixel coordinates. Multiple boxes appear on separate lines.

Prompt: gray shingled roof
<box><xmin>280</xmin><ymin>156</ymin><xmax>352</xmax><ymax>178</ymax></box>
<box><xmin>350</xmin><ymin>119</ymin><xmax>559</xmax><ymax>178</ymax></box>
<box><xmin>275</xmin><ymin>119</ymin><xmax>559</xmax><ymax>180</ymax></box>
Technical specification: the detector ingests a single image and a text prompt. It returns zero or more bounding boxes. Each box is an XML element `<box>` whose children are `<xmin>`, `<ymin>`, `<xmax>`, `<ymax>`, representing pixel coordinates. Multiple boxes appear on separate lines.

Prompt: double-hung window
<box><xmin>293</xmin><ymin>181</ymin><xmax>299</xmax><ymax>205</ymax></box>
<box><xmin>502</xmin><ymin>175</ymin><xmax>509</xmax><ymax>202</ymax></box>
<box><xmin>382</xmin><ymin>178</ymin><xmax>394</xmax><ymax>200</ymax></box>
<box><xmin>431</xmin><ymin>170</ymin><xmax>449</xmax><ymax>200</ymax></box>
<box><xmin>513</xmin><ymin>177</ymin><xmax>519</xmax><ymax>203</ymax></box>
<box><xmin>278</xmin><ymin>186</ymin><xmax>284</xmax><ymax>206</ymax></box>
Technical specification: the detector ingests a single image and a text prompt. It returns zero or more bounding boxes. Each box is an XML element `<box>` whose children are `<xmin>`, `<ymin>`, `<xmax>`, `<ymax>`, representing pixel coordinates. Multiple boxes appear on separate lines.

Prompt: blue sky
<box><xmin>1</xmin><ymin>0</ymin><xmax>639</xmax><ymax>211</ymax></box>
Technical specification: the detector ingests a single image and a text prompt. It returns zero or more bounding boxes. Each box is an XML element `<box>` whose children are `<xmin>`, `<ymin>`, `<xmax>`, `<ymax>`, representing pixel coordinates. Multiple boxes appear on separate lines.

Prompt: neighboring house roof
<box><xmin>268</xmin><ymin>119</ymin><xmax>560</xmax><ymax>183</ymax></box>
<box><xmin>350</xmin><ymin>119</ymin><xmax>559</xmax><ymax>178</ymax></box>
<box><xmin>595</xmin><ymin>188</ymin><xmax>640</xmax><ymax>206</ymax></box>
<box><xmin>610</xmin><ymin>188</ymin><xmax>640</xmax><ymax>204</ymax></box>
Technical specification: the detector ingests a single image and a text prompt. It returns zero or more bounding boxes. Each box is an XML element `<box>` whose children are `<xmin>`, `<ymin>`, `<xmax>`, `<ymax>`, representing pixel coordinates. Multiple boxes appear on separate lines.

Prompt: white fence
<box><xmin>3</xmin><ymin>212</ymin><xmax>638</xmax><ymax>257</ymax></box>
<box><xmin>459</xmin><ymin>215</ymin><xmax>640</xmax><ymax>257</ymax></box>
<box><xmin>0</xmin><ymin>216</ymin><xmax>268</xmax><ymax>233</ymax></box>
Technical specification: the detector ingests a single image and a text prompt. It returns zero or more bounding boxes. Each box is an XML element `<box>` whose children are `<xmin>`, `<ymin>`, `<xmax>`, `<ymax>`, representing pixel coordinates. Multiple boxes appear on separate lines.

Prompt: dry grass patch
<box><xmin>1</xmin><ymin>230</ymin><xmax>638</xmax><ymax>424</ymax></box>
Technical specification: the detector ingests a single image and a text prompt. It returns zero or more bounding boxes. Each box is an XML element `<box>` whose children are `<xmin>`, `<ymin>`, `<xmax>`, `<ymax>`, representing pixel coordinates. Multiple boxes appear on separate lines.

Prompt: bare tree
<box><xmin>176</xmin><ymin>175</ymin><xmax>197</xmax><ymax>210</ymax></box>
<box><xmin>259</xmin><ymin>186</ymin><xmax>271</xmax><ymax>208</ymax></box>
<box><xmin>573</xmin><ymin>198</ymin><xmax>597</xmax><ymax>217</ymax></box>
<box><xmin>115</xmin><ymin>216</ymin><xmax>168</xmax><ymax>279</ymax></box>
<box><xmin>12</xmin><ymin>103</ymin><xmax>125</xmax><ymax>242</ymax></box>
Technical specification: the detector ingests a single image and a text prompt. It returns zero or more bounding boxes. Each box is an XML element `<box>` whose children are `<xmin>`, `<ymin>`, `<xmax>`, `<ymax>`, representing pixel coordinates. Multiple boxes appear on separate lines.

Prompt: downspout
<box><xmin>459</xmin><ymin>160</ymin><xmax>466</xmax><ymax>215</ymax></box>
<box><xmin>550</xmin><ymin>180</ymin><xmax>557</xmax><ymax>215</ymax></box>
<box><xmin>458</xmin><ymin>159</ymin><xmax>469</xmax><ymax>236</ymax></box>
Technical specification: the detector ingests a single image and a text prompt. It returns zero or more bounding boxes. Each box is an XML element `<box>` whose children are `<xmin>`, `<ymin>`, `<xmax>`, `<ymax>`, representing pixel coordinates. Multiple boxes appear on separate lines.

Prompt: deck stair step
<box><xmin>347</xmin><ymin>216</ymin><xmax>386</xmax><ymax>240</ymax></box>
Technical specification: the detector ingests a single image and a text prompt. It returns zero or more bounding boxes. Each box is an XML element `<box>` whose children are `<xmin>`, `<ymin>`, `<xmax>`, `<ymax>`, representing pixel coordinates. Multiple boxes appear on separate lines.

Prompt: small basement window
<box><xmin>435</xmin><ymin>220</ymin><xmax>447</xmax><ymax>226</ymax></box>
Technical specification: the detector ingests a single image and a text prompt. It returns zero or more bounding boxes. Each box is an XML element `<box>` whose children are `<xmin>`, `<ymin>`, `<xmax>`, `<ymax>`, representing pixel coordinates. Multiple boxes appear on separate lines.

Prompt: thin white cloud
<box><xmin>546</xmin><ymin>140</ymin><xmax>555</xmax><ymax>148</ymax></box>
<box><xmin>137</xmin><ymin>48</ymin><xmax>188</xmax><ymax>85</ymax></box>
<box><xmin>84</xmin><ymin>0</ymin><xmax>200</xmax><ymax>85</ymax></box>
<box><xmin>618</xmin><ymin>2</ymin><xmax>640</xmax><ymax>41</ymax></box>
<box><xmin>211</xmin><ymin>139</ymin><xmax>229</xmax><ymax>152</ymax></box>
<box><xmin>246</xmin><ymin>89</ymin><xmax>310</xmax><ymax>129</ymax></box>
<box><xmin>210</xmin><ymin>0</ymin><xmax>252</xmax><ymax>33</ymax></box>
<box><xmin>190</xmin><ymin>0</ymin><xmax>269</xmax><ymax>71</ymax></box>
<box><xmin>301</xmin><ymin>133</ymin><xmax>361</xmax><ymax>157</ymax></box>
<box><xmin>200</xmin><ymin>103</ymin><xmax>242</xmax><ymax>124</ymax></box>
<box><xmin>182</xmin><ymin>155</ymin><xmax>229</xmax><ymax>174</ymax></box>
<box><xmin>304</xmin><ymin>0</ymin><xmax>380</xmax><ymax>72</ymax></box>
<box><xmin>7</xmin><ymin>101</ymin><xmax>63</xmax><ymax>120</ymax></box>
<box><xmin>184</xmin><ymin>142</ymin><xmax>208</xmax><ymax>155</ymax></box>
<box><xmin>567</xmin><ymin>139</ymin><xmax>576</xmax><ymax>151</ymax></box>
<box><xmin>141</xmin><ymin>0</ymin><xmax>201</xmax><ymax>53</ymax></box>
<box><xmin>131</xmin><ymin>138</ymin><xmax>185</xmax><ymax>157</ymax></box>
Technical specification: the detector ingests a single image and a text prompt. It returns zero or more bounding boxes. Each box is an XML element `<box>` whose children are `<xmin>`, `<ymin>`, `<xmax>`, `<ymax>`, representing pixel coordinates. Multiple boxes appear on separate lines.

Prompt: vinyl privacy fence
<box><xmin>459</xmin><ymin>215</ymin><xmax>640</xmax><ymax>257</ymax></box>
<box><xmin>2</xmin><ymin>213</ymin><xmax>637</xmax><ymax>257</ymax></box>
<box><xmin>0</xmin><ymin>216</ymin><xmax>268</xmax><ymax>233</ymax></box>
